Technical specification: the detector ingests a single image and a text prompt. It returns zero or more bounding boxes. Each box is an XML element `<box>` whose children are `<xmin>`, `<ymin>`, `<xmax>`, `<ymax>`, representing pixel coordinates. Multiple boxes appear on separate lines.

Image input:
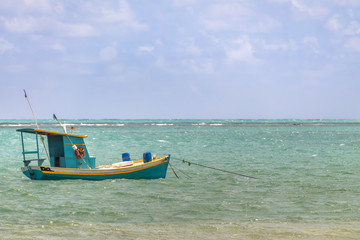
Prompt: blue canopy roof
<box><xmin>16</xmin><ymin>128</ymin><xmax>87</xmax><ymax>138</ymax></box>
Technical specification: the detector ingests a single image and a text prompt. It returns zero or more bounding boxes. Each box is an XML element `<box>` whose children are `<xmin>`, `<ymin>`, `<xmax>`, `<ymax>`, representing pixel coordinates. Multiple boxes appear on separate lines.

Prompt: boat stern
<box><xmin>21</xmin><ymin>166</ymin><xmax>44</xmax><ymax>180</ymax></box>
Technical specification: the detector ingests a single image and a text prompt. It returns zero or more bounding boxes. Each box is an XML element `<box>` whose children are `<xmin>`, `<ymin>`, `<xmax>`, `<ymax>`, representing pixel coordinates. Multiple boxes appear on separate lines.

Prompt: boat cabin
<box><xmin>17</xmin><ymin>128</ymin><xmax>96</xmax><ymax>169</ymax></box>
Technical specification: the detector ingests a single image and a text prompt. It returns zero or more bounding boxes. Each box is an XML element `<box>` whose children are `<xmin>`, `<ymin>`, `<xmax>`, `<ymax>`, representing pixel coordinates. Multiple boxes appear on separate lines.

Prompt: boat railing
<box><xmin>20</xmin><ymin>131</ymin><xmax>44</xmax><ymax>167</ymax></box>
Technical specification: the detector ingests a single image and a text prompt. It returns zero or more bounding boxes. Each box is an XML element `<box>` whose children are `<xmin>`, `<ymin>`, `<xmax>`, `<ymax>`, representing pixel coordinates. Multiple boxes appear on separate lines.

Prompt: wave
<box><xmin>79</xmin><ymin>123</ymin><xmax>125</xmax><ymax>127</ymax></box>
<box><xmin>2</xmin><ymin>119</ymin><xmax>360</xmax><ymax>128</ymax></box>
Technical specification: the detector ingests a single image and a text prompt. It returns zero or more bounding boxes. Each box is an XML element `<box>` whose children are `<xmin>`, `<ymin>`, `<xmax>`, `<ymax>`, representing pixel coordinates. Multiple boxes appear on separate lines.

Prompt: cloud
<box><xmin>138</xmin><ymin>46</ymin><xmax>154</xmax><ymax>53</ymax></box>
<box><xmin>334</xmin><ymin>0</ymin><xmax>360</xmax><ymax>7</ymax></box>
<box><xmin>51</xmin><ymin>43</ymin><xmax>65</xmax><ymax>52</ymax></box>
<box><xmin>172</xmin><ymin>0</ymin><xmax>205</xmax><ymax>6</ymax></box>
<box><xmin>199</xmin><ymin>2</ymin><xmax>280</xmax><ymax>33</ymax></box>
<box><xmin>345</xmin><ymin>38</ymin><xmax>360</xmax><ymax>52</ymax></box>
<box><xmin>0</xmin><ymin>0</ymin><xmax>52</xmax><ymax>14</ymax></box>
<box><xmin>290</xmin><ymin>0</ymin><xmax>329</xmax><ymax>19</ymax></box>
<box><xmin>303</xmin><ymin>36</ymin><xmax>319</xmax><ymax>53</ymax></box>
<box><xmin>5</xmin><ymin>64</ymin><xmax>28</xmax><ymax>72</ymax></box>
<box><xmin>224</xmin><ymin>36</ymin><xmax>259</xmax><ymax>64</ymax></box>
<box><xmin>200</xmin><ymin>3</ymin><xmax>251</xmax><ymax>31</ymax></box>
<box><xmin>1</xmin><ymin>15</ymin><xmax>98</xmax><ymax>37</ymax></box>
<box><xmin>326</xmin><ymin>14</ymin><xmax>360</xmax><ymax>36</ymax></box>
<box><xmin>100</xmin><ymin>46</ymin><xmax>117</xmax><ymax>61</ymax></box>
<box><xmin>326</xmin><ymin>14</ymin><xmax>342</xmax><ymax>32</ymax></box>
<box><xmin>343</xmin><ymin>20</ymin><xmax>360</xmax><ymax>35</ymax></box>
<box><xmin>22</xmin><ymin>0</ymin><xmax>52</xmax><ymax>12</ymax></box>
<box><xmin>177</xmin><ymin>39</ymin><xmax>202</xmax><ymax>56</ymax></box>
<box><xmin>0</xmin><ymin>0</ymin><xmax>145</xmax><ymax>38</ymax></box>
<box><xmin>185</xmin><ymin>44</ymin><xmax>202</xmax><ymax>56</ymax></box>
<box><xmin>182</xmin><ymin>58</ymin><xmax>214</xmax><ymax>74</ymax></box>
<box><xmin>59</xmin><ymin>22</ymin><xmax>98</xmax><ymax>37</ymax></box>
<box><xmin>98</xmin><ymin>0</ymin><xmax>147</xmax><ymax>31</ymax></box>
<box><xmin>260</xmin><ymin>39</ymin><xmax>297</xmax><ymax>51</ymax></box>
<box><xmin>0</xmin><ymin>37</ymin><xmax>17</xmax><ymax>54</ymax></box>
<box><xmin>2</xmin><ymin>16</ymin><xmax>42</xmax><ymax>33</ymax></box>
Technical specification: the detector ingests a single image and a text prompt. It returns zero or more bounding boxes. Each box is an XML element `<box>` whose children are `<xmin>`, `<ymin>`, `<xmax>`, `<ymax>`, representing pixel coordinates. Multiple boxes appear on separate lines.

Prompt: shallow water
<box><xmin>1</xmin><ymin>119</ymin><xmax>360</xmax><ymax>239</ymax></box>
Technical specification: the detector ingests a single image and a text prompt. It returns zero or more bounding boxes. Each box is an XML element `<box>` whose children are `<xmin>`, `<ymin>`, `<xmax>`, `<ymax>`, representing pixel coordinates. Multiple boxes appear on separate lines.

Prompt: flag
<box><xmin>24</xmin><ymin>89</ymin><xmax>27</xmax><ymax>98</ymax></box>
<box><xmin>53</xmin><ymin>114</ymin><xmax>57</xmax><ymax>120</ymax></box>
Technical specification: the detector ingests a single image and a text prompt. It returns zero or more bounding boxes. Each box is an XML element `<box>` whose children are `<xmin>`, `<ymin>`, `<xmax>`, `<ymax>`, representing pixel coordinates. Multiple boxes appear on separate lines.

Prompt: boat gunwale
<box><xmin>21</xmin><ymin>157</ymin><xmax>169</xmax><ymax>176</ymax></box>
<box><xmin>22</xmin><ymin>155</ymin><xmax>168</xmax><ymax>171</ymax></box>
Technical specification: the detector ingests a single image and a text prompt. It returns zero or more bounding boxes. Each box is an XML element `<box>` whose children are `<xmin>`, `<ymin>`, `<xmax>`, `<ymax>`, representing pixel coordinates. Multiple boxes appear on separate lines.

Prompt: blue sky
<box><xmin>1</xmin><ymin>0</ymin><xmax>360</xmax><ymax>119</ymax></box>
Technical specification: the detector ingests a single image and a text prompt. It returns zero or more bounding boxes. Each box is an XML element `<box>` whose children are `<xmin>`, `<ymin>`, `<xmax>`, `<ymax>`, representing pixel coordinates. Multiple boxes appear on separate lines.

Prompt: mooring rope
<box><xmin>172</xmin><ymin>157</ymin><xmax>257</xmax><ymax>179</ymax></box>
<box><xmin>171</xmin><ymin>163</ymin><xmax>192</xmax><ymax>179</ymax></box>
<box><xmin>168</xmin><ymin>162</ymin><xmax>179</xmax><ymax>179</ymax></box>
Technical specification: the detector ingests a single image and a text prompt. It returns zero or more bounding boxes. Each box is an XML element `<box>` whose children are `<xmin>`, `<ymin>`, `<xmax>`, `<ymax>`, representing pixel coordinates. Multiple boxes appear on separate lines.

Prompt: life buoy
<box><xmin>75</xmin><ymin>147</ymin><xmax>85</xmax><ymax>158</ymax></box>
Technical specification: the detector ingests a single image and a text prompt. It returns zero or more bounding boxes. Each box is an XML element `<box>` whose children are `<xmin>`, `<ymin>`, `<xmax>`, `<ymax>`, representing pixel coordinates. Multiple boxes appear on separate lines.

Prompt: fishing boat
<box><xmin>17</xmin><ymin>128</ymin><xmax>170</xmax><ymax>180</ymax></box>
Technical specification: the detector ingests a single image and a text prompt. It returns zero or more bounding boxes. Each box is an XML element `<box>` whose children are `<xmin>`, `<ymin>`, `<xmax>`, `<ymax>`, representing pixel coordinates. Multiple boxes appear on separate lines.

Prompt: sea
<box><xmin>1</xmin><ymin>119</ymin><xmax>360</xmax><ymax>239</ymax></box>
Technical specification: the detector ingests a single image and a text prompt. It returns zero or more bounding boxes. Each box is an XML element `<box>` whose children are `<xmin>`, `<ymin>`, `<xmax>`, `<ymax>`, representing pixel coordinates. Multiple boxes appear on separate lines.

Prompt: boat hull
<box><xmin>21</xmin><ymin>156</ymin><xmax>170</xmax><ymax>180</ymax></box>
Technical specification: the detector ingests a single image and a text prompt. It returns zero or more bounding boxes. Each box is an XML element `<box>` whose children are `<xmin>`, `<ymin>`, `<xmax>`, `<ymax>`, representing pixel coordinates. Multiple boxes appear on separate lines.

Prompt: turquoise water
<box><xmin>1</xmin><ymin>119</ymin><xmax>360</xmax><ymax>239</ymax></box>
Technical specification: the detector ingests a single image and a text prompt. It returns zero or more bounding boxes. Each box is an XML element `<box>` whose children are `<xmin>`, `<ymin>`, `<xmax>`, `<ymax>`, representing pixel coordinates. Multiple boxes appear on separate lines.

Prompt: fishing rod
<box><xmin>23</xmin><ymin>90</ymin><xmax>50</xmax><ymax>162</ymax></box>
<box><xmin>53</xmin><ymin>114</ymin><xmax>91</xmax><ymax>169</ymax></box>
<box><xmin>172</xmin><ymin>157</ymin><xmax>257</xmax><ymax>179</ymax></box>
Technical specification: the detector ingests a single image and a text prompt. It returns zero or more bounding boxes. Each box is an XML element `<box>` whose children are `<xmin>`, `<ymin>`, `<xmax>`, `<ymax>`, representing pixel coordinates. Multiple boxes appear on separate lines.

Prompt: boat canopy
<box><xmin>17</xmin><ymin>128</ymin><xmax>94</xmax><ymax>169</ymax></box>
<box><xmin>16</xmin><ymin>128</ymin><xmax>87</xmax><ymax>138</ymax></box>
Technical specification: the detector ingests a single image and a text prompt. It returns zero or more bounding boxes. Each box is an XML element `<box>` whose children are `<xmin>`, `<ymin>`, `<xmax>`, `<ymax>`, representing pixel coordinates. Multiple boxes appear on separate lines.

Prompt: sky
<box><xmin>1</xmin><ymin>0</ymin><xmax>360</xmax><ymax>119</ymax></box>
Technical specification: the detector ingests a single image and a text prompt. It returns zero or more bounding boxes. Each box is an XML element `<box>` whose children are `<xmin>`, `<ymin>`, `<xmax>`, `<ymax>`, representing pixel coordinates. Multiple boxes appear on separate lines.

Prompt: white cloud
<box><xmin>334</xmin><ymin>0</ymin><xmax>360</xmax><ymax>7</ymax></box>
<box><xmin>51</xmin><ymin>43</ymin><xmax>65</xmax><ymax>52</ymax></box>
<box><xmin>177</xmin><ymin>39</ymin><xmax>202</xmax><ymax>56</ymax></box>
<box><xmin>186</xmin><ymin>44</ymin><xmax>202</xmax><ymax>56</ymax></box>
<box><xmin>182</xmin><ymin>59</ymin><xmax>214</xmax><ymax>74</ymax></box>
<box><xmin>2</xmin><ymin>16</ymin><xmax>42</xmax><ymax>33</ymax></box>
<box><xmin>22</xmin><ymin>0</ymin><xmax>52</xmax><ymax>13</ymax></box>
<box><xmin>100</xmin><ymin>46</ymin><xmax>117</xmax><ymax>61</ymax></box>
<box><xmin>0</xmin><ymin>37</ymin><xmax>17</xmax><ymax>54</ymax></box>
<box><xmin>172</xmin><ymin>0</ymin><xmax>205</xmax><ymax>6</ymax></box>
<box><xmin>326</xmin><ymin>15</ymin><xmax>342</xmax><ymax>32</ymax></box>
<box><xmin>261</xmin><ymin>39</ymin><xmax>297</xmax><ymax>51</ymax></box>
<box><xmin>290</xmin><ymin>0</ymin><xmax>329</xmax><ymax>19</ymax></box>
<box><xmin>5</xmin><ymin>64</ymin><xmax>28</xmax><ymax>72</ymax></box>
<box><xmin>0</xmin><ymin>0</ymin><xmax>145</xmax><ymax>38</ymax></box>
<box><xmin>60</xmin><ymin>22</ymin><xmax>98</xmax><ymax>38</ymax></box>
<box><xmin>267</xmin><ymin>0</ymin><xmax>291</xmax><ymax>3</ymax></box>
<box><xmin>1</xmin><ymin>16</ymin><xmax>98</xmax><ymax>37</ymax></box>
<box><xmin>343</xmin><ymin>21</ymin><xmax>360</xmax><ymax>35</ymax></box>
<box><xmin>155</xmin><ymin>56</ymin><xmax>166</xmax><ymax>68</ymax></box>
<box><xmin>326</xmin><ymin>14</ymin><xmax>360</xmax><ymax>36</ymax></box>
<box><xmin>199</xmin><ymin>2</ymin><xmax>280</xmax><ymax>33</ymax></box>
<box><xmin>98</xmin><ymin>0</ymin><xmax>147</xmax><ymax>31</ymax></box>
<box><xmin>200</xmin><ymin>3</ymin><xmax>249</xmax><ymax>31</ymax></box>
<box><xmin>345</xmin><ymin>38</ymin><xmax>360</xmax><ymax>52</ymax></box>
<box><xmin>303</xmin><ymin>37</ymin><xmax>318</xmax><ymax>46</ymax></box>
<box><xmin>138</xmin><ymin>46</ymin><xmax>154</xmax><ymax>53</ymax></box>
<box><xmin>304</xmin><ymin>37</ymin><xmax>319</xmax><ymax>53</ymax></box>
<box><xmin>0</xmin><ymin>0</ymin><xmax>52</xmax><ymax>14</ymax></box>
<box><xmin>224</xmin><ymin>36</ymin><xmax>259</xmax><ymax>64</ymax></box>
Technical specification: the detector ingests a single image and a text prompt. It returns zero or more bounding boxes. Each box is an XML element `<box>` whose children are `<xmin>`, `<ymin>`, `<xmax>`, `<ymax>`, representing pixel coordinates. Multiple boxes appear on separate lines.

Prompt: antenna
<box><xmin>24</xmin><ymin>89</ymin><xmax>39</xmax><ymax>129</ymax></box>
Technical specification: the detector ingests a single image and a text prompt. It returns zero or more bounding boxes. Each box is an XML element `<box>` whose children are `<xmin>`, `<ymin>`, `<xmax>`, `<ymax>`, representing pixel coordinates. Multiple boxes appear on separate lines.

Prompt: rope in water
<box><xmin>168</xmin><ymin>162</ymin><xmax>179</xmax><ymax>179</ymax></box>
<box><xmin>171</xmin><ymin>163</ymin><xmax>192</xmax><ymax>179</ymax></box>
<box><xmin>172</xmin><ymin>157</ymin><xmax>257</xmax><ymax>179</ymax></box>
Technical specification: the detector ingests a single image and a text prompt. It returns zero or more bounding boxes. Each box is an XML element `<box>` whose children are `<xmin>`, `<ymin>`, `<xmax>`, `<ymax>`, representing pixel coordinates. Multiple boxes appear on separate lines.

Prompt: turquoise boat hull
<box><xmin>21</xmin><ymin>156</ymin><xmax>170</xmax><ymax>180</ymax></box>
